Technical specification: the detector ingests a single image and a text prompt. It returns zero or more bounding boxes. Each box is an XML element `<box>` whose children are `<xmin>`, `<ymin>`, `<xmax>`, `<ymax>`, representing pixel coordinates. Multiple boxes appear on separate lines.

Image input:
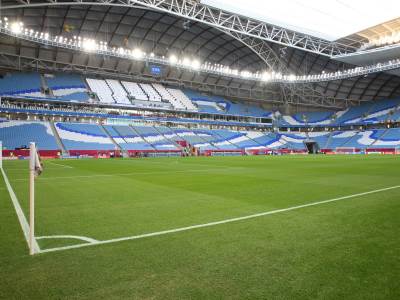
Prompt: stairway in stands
<box><xmin>49</xmin><ymin>122</ymin><xmax>67</xmax><ymax>155</ymax></box>
<box><xmin>100</xmin><ymin>125</ymin><xmax>123</xmax><ymax>151</ymax></box>
<box><xmin>152</xmin><ymin>126</ymin><xmax>182</xmax><ymax>150</ymax></box>
<box><xmin>369</xmin><ymin>129</ymin><xmax>389</xmax><ymax>148</ymax></box>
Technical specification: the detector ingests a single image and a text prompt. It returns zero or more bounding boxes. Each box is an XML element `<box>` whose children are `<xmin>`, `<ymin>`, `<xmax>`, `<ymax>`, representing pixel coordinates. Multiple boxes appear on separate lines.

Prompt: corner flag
<box><xmin>30</xmin><ymin>143</ymin><xmax>43</xmax><ymax>178</ymax></box>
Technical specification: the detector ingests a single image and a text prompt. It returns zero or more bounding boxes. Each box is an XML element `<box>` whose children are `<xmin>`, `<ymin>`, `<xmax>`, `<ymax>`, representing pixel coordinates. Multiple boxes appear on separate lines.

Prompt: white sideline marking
<box><xmin>46</xmin><ymin>161</ymin><xmax>74</xmax><ymax>169</ymax></box>
<box><xmin>36</xmin><ymin>235</ymin><xmax>98</xmax><ymax>243</ymax></box>
<box><xmin>0</xmin><ymin>167</ymin><xmax>41</xmax><ymax>253</ymax></box>
<box><xmin>38</xmin><ymin>185</ymin><xmax>400</xmax><ymax>254</ymax></box>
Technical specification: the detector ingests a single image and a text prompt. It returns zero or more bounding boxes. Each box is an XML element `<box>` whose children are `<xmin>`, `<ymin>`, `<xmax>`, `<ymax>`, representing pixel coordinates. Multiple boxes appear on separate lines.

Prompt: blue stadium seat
<box><xmin>55</xmin><ymin>122</ymin><xmax>116</xmax><ymax>150</ymax></box>
<box><xmin>0</xmin><ymin>121</ymin><xmax>58</xmax><ymax>150</ymax></box>
<box><xmin>45</xmin><ymin>73</ymin><xmax>89</xmax><ymax>102</ymax></box>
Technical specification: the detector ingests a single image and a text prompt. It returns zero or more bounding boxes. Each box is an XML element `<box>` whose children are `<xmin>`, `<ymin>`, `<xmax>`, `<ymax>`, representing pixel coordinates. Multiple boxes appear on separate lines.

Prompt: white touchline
<box><xmin>1</xmin><ymin>167</ymin><xmax>41</xmax><ymax>253</ymax></box>
<box><xmin>45</xmin><ymin>161</ymin><xmax>74</xmax><ymax>169</ymax></box>
<box><xmin>38</xmin><ymin>184</ymin><xmax>400</xmax><ymax>255</ymax></box>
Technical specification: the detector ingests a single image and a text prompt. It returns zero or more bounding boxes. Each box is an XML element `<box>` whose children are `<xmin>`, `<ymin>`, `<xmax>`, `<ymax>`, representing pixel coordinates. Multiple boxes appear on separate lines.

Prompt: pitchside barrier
<box><xmin>335</xmin><ymin>147</ymin><xmax>357</xmax><ymax>154</ymax></box>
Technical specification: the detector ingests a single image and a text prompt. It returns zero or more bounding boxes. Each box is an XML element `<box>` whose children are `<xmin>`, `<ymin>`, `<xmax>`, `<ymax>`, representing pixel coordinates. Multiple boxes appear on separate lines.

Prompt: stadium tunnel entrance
<box><xmin>304</xmin><ymin>141</ymin><xmax>320</xmax><ymax>154</ymax></box>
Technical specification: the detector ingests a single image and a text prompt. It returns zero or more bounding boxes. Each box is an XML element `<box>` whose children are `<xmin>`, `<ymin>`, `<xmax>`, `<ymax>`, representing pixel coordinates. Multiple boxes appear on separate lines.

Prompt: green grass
<box><xmin>1</xmin><ymin>155</ymin><xmax>399</xmax><ymax>299</ymax></box>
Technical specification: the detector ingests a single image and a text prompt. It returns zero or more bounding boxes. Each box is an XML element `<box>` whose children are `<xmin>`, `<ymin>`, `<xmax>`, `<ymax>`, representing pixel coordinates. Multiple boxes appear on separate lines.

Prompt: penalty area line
<box><xmin>38</xmin><ymin>184</ymin><xmax>400</xmax><ymax>255</ymax></box>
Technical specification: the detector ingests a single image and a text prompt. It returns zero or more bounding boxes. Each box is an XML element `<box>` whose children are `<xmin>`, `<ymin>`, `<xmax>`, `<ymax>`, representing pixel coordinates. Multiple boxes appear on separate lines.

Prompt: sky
<box><xmin>201</xmin><ymin>0</ymin><xmax>400</xmax><ymax>41</ymax></box>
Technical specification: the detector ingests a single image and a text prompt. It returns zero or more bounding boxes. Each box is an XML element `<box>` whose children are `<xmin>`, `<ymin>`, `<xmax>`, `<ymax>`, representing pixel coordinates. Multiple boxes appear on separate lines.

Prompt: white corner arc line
<box><xmin>38</xmin><ymin>184</ymin><xmax>400</xmax><ymax>255</ymax></box>
<box><xmin>36</xmin><ymin>235</ymin><xmax>98</xmax><ymax>243</ymax></box>
<box><xmin>1</xmin><ymin>167</ymin><xmax>41</xmax><ymax>253</ymax></box>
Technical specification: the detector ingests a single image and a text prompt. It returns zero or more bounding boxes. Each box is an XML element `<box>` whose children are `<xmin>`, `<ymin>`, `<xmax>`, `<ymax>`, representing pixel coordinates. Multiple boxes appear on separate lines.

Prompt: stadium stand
<box><xmin>105</xmin><ymin>125</ymin><xmax>154</xmax><ymax>151</ymax></box>
<box><xmin>121</xmin><ymin>81</ymin><xmax>149</xmax><ymax>101</ymax></box>
<box><xmin>86</xmin><ymin>78</ymin><xmax>115</xmax><ymax>104</ymax></box>
<box><xmin>132</xmin><ymin>126</ymin><xmax>179</xmax><ymax>150</ymax></box>
<box><xmin>45</xmin><ymin>73</ymin><xmax>89</xmax><ymax>102</ymax></box>
<box><xmin>280</xmin><ymin>111</ymin><xmax>334</xmax><ymax>126</ymax></box>
<box><xmin>0</xmin><ymin>120</ymin><xmax>59</xmax><ymax>150</ymax></box>
<box><xmin>105</xmin><ymin>79</ymin><xmax>131</xmax><ymax>105</ymax></box>
<box><xmin>0</xmin><ymin>117</ymin><xmax>399</xmax><ymax>154</ymax></box>
<box><xmin>0</xmin><ymin>72</ymin><xmax>44</xmax><ymax>98</ymax></box>
<box><xmin>307</xmin><ymin>132</ymin><xmax>331</xmax><ymax>149</ymax></box>
<box><xmin>167</xmin><ymin>88</ymin><xmax>198</xmax><ymax>111</ymax></box>
<box><xmin>55</xmin><ymin>122</ymin><xmax>116</xmax><ymax>150</ymax></box>
<box><xmin>140</xmin><ymin>83</ymin><xmax>162</xmax><ymax>102</ymax></box>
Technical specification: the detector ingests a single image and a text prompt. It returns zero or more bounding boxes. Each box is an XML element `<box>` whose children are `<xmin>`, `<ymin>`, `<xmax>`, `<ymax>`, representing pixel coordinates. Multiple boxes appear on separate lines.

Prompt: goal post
<box><xmin>335</xmin><ymin>147</ymin><xmax>357</xmax><ymax>154</ymax></box>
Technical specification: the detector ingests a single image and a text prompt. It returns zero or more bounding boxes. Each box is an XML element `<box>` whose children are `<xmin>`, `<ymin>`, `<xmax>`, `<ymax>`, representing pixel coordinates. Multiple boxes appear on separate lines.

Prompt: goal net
<box><xmin>335</xmin><ymin>147</ymin><xmax>357</xmax><ymax>154</ymax></box>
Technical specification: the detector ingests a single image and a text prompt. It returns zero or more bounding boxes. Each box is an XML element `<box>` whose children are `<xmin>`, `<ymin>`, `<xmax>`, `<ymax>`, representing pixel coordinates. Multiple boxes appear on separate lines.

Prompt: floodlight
<box><xmin>132</xmin><ymin>48</ymin><xmax>143</xmax><ymax>59</ymax></box>
<box><xmin>182</xmin><ymin>57</ymin><xmax>191</xmax><ymax>67</ymax></box>
<box><xmin>262</xmin><ymin>72</ymin><xmax>271</xmax><ymax>81</ymax></box>
<box><xmin>191</xmin><ymin>59</ymin><xmax>201</xmax><ymax>70</ymax></box>
<box><xmin>82</xmin><ymin>39</ymin><xmax>98</xmax><ymax>52</ymax></box>
<box><xmin>169</xmin><ymin>55</ymin><xmax>178</xmax><ymax>64</ymax></box>
<box><xmin>11</xmin><ymin>22</ymin><xmax>23</xmax><ymax>34</ymax></box>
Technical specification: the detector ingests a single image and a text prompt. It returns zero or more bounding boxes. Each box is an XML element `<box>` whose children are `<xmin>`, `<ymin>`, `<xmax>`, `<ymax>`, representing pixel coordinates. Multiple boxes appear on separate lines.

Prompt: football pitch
<box><xmin>1</xmin><ymin>155</ymin><xmax>399</xmax><ymax>299</ymax></box>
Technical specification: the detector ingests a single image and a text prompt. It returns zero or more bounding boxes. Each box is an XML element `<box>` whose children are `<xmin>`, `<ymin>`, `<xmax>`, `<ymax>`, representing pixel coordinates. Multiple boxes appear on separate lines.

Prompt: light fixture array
<box><xmin>1</xmin><ymin>19</ymin><xmax>400</xmax><ymax>84</ymax></box>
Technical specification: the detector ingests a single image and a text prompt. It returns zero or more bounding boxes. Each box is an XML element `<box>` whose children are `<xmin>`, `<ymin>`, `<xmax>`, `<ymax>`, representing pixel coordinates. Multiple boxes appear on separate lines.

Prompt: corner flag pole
<box><xmin>0</xmin><ymin>141</ymin><xmax>2</xmax><ymax>169</ymax></box>
<box><xmin>29</xmin><ymin>142</ymin><xmax>36</xmax><ymax>255</ymax></box>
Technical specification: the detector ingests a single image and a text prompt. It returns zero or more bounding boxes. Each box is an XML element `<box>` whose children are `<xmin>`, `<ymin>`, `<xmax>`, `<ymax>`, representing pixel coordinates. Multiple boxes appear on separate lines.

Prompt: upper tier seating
<box><xmin>333</xmin><ymin>102</ymin><xmax>376</xmax><ymax>125</ymax></box>
<box><xmin>167</xmin><ymin>88</ymin><xmax>197</xmax><ymax>111</ymax></box>
<box><xmin>55</xmin><ymin>122</ymin><xmax>115</xmax><ymax>150</ymax></box>
<box><xmin>121</xmin><ymin>81</ymin><xmax>148</xmax><ymax>101</ymax></box>
<box><xmin>140</xmin><ymin>84</ymin><xmax>162</xmax><ymax>102</ymax></box>
<box><xmin>45</xmin><ymin>73</ymin><xmax>89</xmax><ymax>102</ymax></box>
<box><xmin>363</xmin><ymin>99</ymin><xmax>400</xmax><ymax>123</ymax></box>
<box><xmin>0</xmin><ymin>72</ymin><xmax>45</xmax><ymax>97</ymax></box>
<box><xmin>86</xmin><ymin>79</ymin><xmax>115</xmax><ymax>104</ymax></box>
<box><xmin>151</xmin><ymin>84</ymin><xmax>183</xmax><ymax>109</ymax></box>
<box><xmin>183</xmin><ymin>89</ymin><xmax>270</xmax><ymax>117</ymax></box>
<box><xmin>388</xmin><ymin>108</ymin><xmax>400</xmax><ymax>122</ymax></box>
<box><xmin>105</xmin><ymin>79</ymin><xmax>131</xmax><ymax>105</ymax></box>
<box><xmin>0</xmin><ymin>120</ymin><xmax>59</xmax><ymax>150</ymax></box>
<box><xmin>280</xmin><ymin>111</ymin><xmax>334</xmax><ymax>126</ymax></box>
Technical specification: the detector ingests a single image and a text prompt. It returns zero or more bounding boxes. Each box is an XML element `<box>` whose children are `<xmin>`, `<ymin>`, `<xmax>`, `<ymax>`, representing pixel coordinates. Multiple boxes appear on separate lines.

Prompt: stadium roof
<box><xmin>0</xmin><ymin>0</ymin><xmax>400</xmax><ymax>105</ymax></box>
<box><xmin>203</xmin><ymin>0</ymin><xmax>400</xmax><ymax>41</ymax></box>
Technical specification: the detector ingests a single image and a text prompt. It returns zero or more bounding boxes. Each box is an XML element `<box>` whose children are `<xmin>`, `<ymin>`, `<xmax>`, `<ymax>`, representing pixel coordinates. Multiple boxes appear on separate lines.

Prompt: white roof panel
<box><xmin>202</xmin><ymin>0</ymin><xmax>400</xmax><ymax>41</ymax></box>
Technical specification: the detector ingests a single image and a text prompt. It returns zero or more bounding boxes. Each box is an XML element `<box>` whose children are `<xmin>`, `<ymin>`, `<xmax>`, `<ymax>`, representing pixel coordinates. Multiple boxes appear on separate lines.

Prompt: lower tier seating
<box><xmin>55</xmin><ymin>122</ymin><xmax>116</xmax><ymax>150</ymax></box>
<box><xmin>0</xmin><ymin>120</ymin><xmax>59</xmax><ymax>150</ymax></box>
<box><xmin>1</xmin><ymin>121</ymin><xmax>399</xmax><ymax>152</ymax></box>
